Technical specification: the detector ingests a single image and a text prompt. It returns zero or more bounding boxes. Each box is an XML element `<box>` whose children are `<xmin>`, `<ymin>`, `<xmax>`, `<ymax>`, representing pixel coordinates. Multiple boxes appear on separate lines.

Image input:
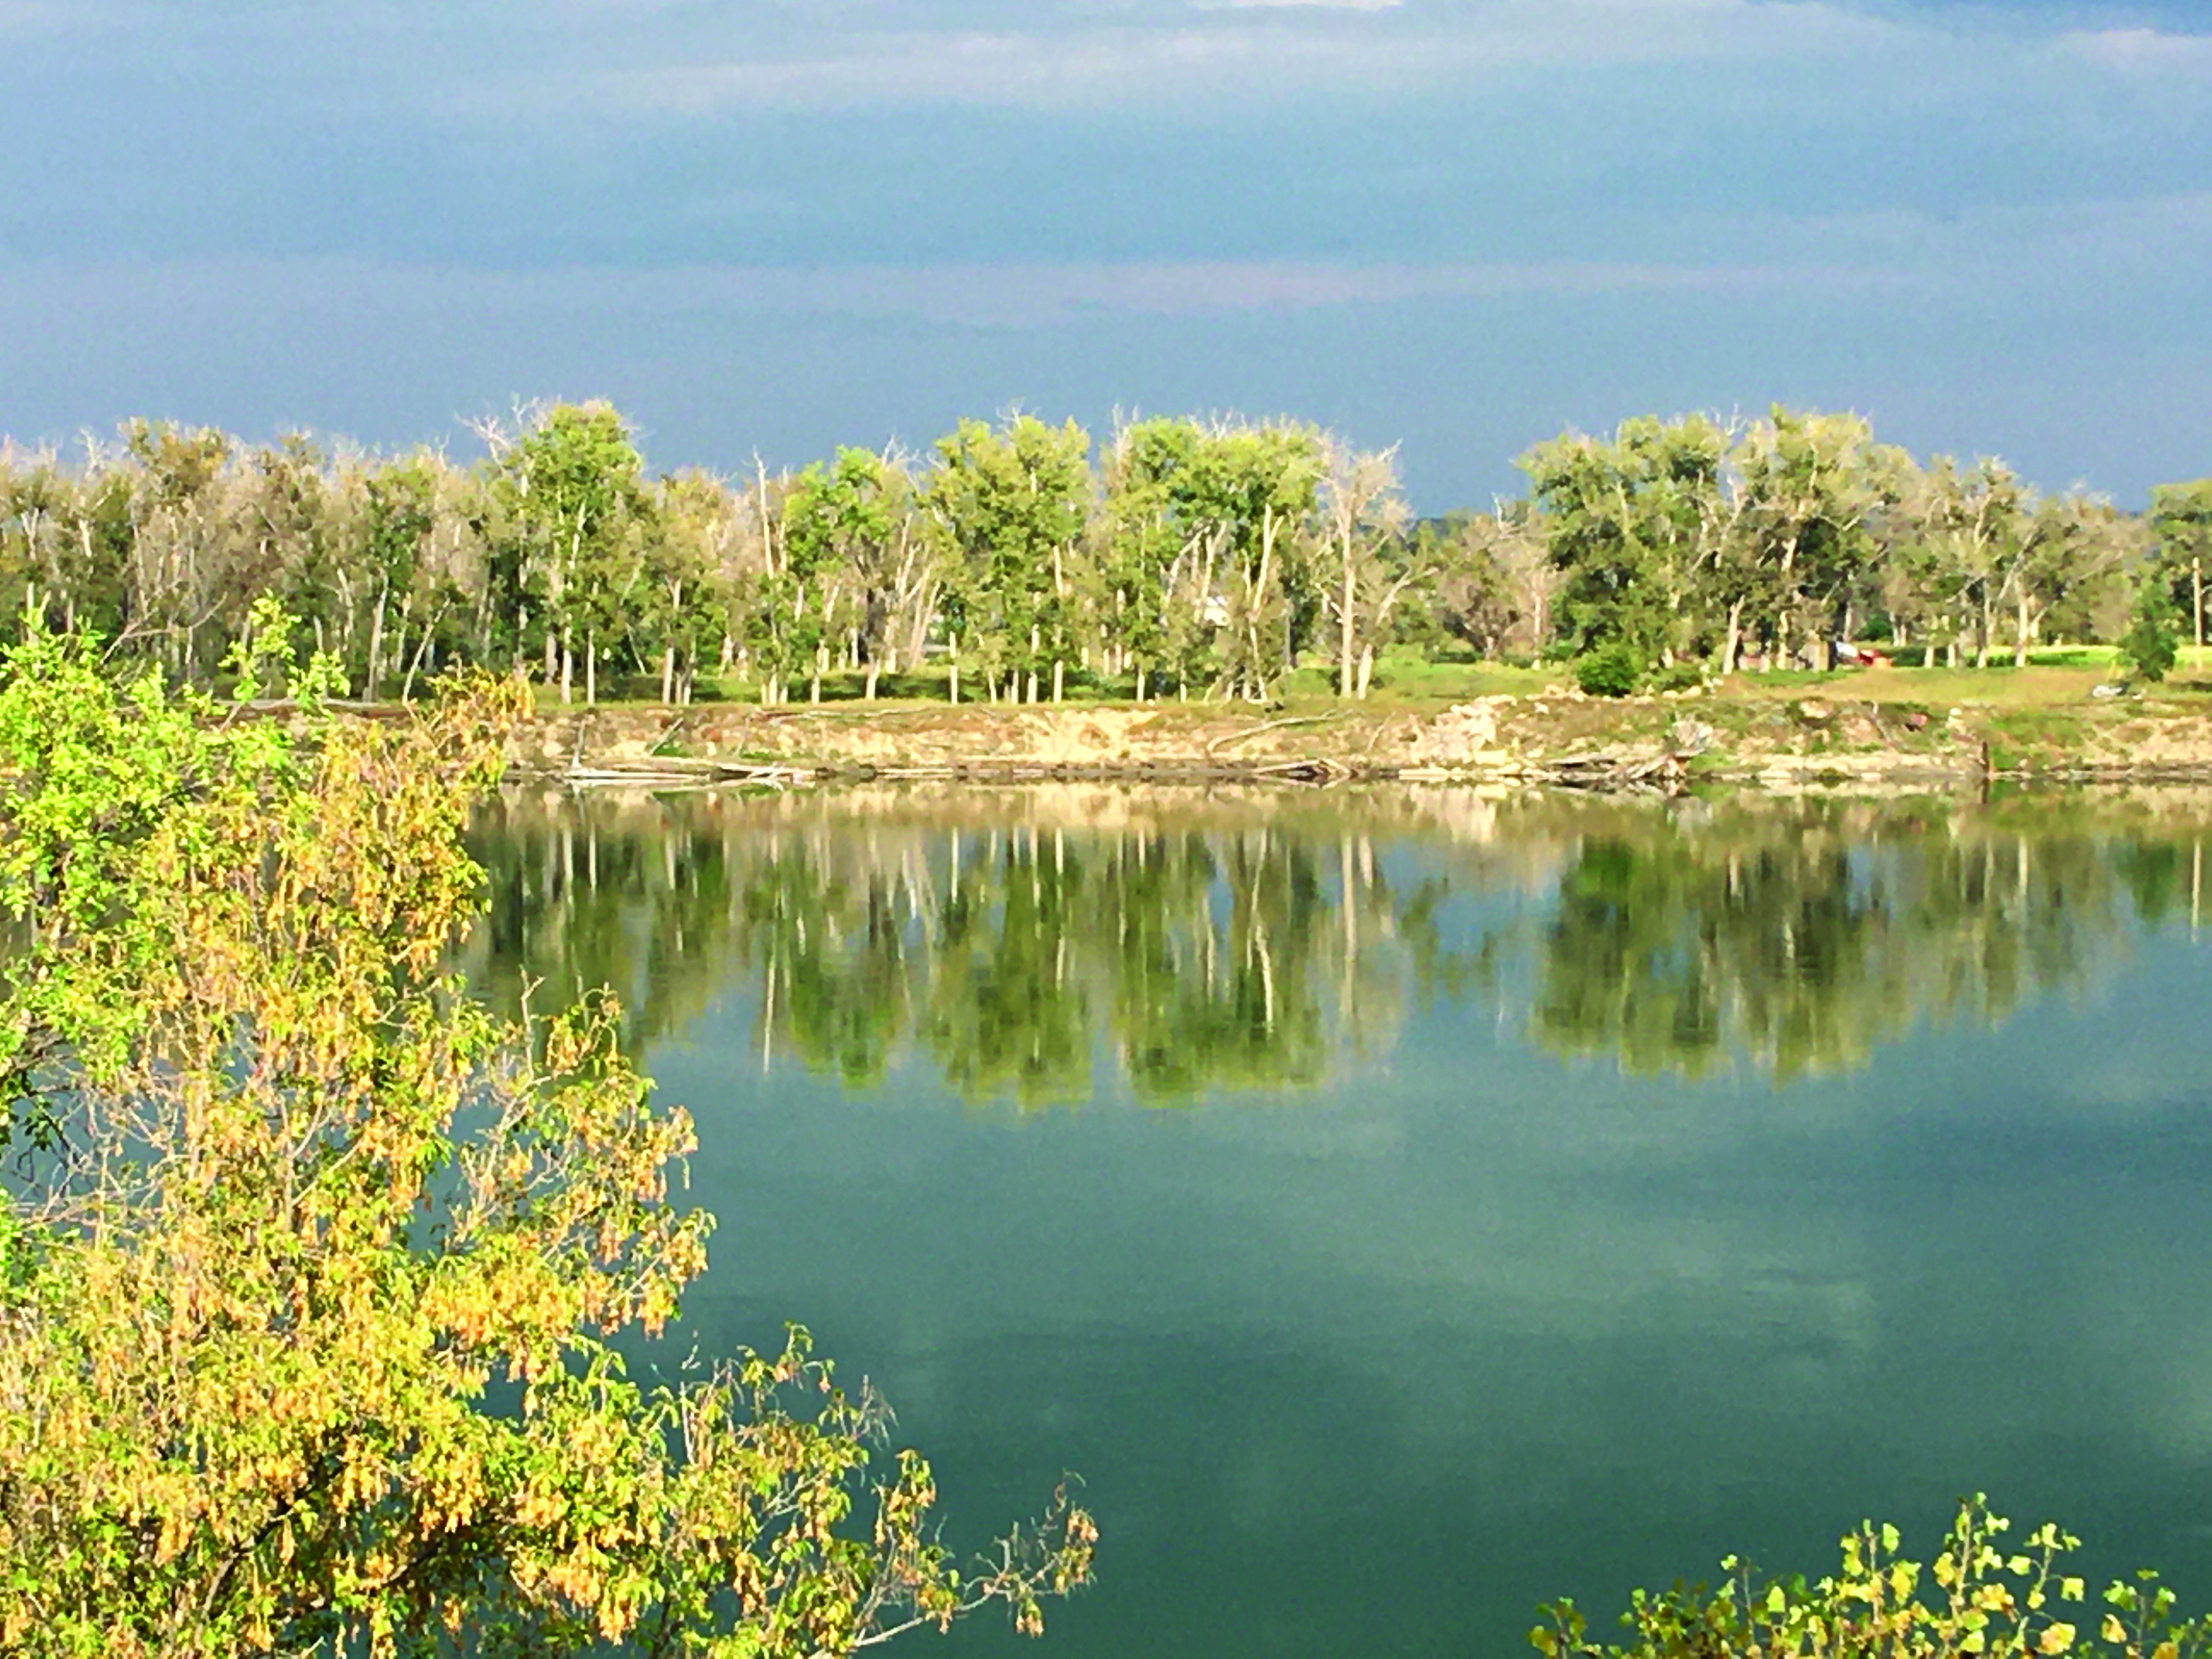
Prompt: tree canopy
<box><xmin>0</xmin><ymin>619</ymin><xmax>1094</xmax><ymax>1657</ymax></box>
<box><xmin>0</xmin><ymin>400</ymin><xmax>2194</xmax><ymax>705</ymax></box>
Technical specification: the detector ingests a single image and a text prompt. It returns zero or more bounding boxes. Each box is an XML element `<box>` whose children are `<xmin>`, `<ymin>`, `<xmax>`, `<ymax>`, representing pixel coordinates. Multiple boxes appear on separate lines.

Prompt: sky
<box><xmin>2</xmin><ymin>0</ymin><xmax>2209</xmax><ymax>509</ymax></box>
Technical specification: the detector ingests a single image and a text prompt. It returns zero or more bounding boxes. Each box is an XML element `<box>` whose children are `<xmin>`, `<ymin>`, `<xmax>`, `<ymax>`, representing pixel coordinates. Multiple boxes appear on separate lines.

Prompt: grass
<box><xmin>528</xmin><ymin>646</ymin><xmax>2212</xmax><ymax>721</ymax></box>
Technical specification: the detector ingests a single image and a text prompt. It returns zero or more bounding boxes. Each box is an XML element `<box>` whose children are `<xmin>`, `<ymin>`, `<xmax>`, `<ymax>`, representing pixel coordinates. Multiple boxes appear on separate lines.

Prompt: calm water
<box><xmin>466</xmin><ymin>785</ymin><xmax>2212</xmax><ymax>1658</ymax></box>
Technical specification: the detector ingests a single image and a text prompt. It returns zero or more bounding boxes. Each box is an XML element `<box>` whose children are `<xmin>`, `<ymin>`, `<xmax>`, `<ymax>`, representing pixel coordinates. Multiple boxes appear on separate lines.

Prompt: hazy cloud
<box><xmin>1209</xmin><ymin>0</ymin><xmax>1406</xmax><ymax>10</ymax></box>
<box><xmin>555</xmin><ymin>0</ymin><xmax>1904</xmax><ymax>114</ymax></box>
<box><xmin>2056</xmin><ymin>25</ymin><xmax>2212</xmax><ymax>77</ymax></box>
<box><xmin>11</xmin><ymin>190</ymin><xmax>2204</xmax><ymax>330</ymax></box>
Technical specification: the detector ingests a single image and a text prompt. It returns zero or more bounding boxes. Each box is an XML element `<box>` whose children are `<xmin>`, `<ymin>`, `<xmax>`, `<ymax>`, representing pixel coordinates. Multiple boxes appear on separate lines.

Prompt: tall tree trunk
<box><xmin>585</xmin><ymin>630</ymin><xmax>596</xmax><ymax>707</ymax></box>
<box><xmin>560</xmin><ymin>631</ymin><xmax>573</xmax><ymax>704</ymax></box>
<box><xmin>661</xmin><ymin>645</ymin><xmax>676</xmax><ymax>704</ymax></box>
<box><xmin>1723</xmin><ymin>599</ymin><xmax>1744</xmax><ymax>675</ymax></box>
<box><xmin>949</xmin><ymin>634</ymin><xmax>960</xmax><ymax>704</ymax></box>
<box><xmin>2014</xmin><ymin>590</ymin><xmax>2031</xmax><ymax>669</ymax></box>
<box><xmin>1355</xmin><ymin>642</ymin><xmax>1374</xmax><ymax>700</ymax></box>
<box><xmin>366</xmin><ymin>584</ymin><xmax>388</xmax><ymax>702</ymax></box>
<box><xmin>1338</xmin><ymin>535</ymin><xmax>1357</xmax><ymax>699</ymax></box>
<box><xmin>1053</xmin><ymin>659</ymin><xmax>1064</xmax><ymax>704</ymax></box>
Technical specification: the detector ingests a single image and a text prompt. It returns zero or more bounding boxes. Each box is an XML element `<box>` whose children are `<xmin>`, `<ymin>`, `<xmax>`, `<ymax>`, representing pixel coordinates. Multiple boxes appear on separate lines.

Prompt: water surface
<box><xmin>466</xmin><ymin>785</ymin><xmax>2212</xmax><ymax>1658</ymax></box>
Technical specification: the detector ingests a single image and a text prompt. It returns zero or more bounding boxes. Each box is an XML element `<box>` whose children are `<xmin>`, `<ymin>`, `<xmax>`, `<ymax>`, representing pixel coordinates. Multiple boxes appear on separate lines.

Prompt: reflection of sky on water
<box><xmin>472</xmin><ymin>789</ymin><xmax>2212</xmax><ymax>1658</ymax></box>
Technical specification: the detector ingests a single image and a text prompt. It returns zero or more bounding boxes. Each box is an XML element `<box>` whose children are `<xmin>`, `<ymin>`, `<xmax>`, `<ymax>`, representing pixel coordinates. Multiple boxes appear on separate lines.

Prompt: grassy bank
<box><xmin>498</xmin><ymin>646</ymin><xmax>2212</xmax><ymax>788</ymax></box>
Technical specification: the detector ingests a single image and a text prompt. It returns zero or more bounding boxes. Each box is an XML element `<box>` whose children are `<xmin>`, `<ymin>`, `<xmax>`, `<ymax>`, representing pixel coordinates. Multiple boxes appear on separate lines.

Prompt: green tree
<box><xmin>638</xmin><ymin>470</ymin><xmax>735</xmax><ymax>706</ymax></box>
<box><xmin>2010</xmin><ymin>492</ymin><xmax>2136</xmax><ymax>664</ymax></box>
<box><xmin>779</xmin><ymin>447</ymin><xmax>933</xmax><ymax>703</ymax></box>
<box><xmin>1419</xmin><ymin>504</ymin><xmax>1554</xmax><ymax>662</ymax></box>
<box><xmin>1518</xmin><ymin>416</ymin><xmax>1724</xmax><ymax>669</ymax></box>
<box><xmin>2118</xmin><ymin>566</ymin><xmax>2180</xmax><ymax>683</ymax></box>
<box><xmin>483</xmin><ymin>401</ymin><xmax>649</xmax><ymax>702</ymax></box>
<box><xmin>0</xmin><ymin>623</ymin><xmax>1095</xmax><ymax>1657</ymax></box>
<box><xmin>1730</xmin><ymin>408</ymin><xmax>1894</xmax><ymax>671</ymax></box>
<box><xmin>2149</xmin><ymin>478</ymin><xmax>2212</xmax><ymax>651</ymax></box>
<box><xmin>926</xmin><ymin>416</ymin><xmax>1092</xmax><ymax>706</ymax></box>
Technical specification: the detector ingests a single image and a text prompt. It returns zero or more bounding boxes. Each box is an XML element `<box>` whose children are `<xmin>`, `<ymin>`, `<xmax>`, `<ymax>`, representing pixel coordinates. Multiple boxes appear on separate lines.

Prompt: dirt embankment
<box><xmin>499</xmin><ymin>687</ymin><xmax>2212</xmax><ymax>791</ymax></box>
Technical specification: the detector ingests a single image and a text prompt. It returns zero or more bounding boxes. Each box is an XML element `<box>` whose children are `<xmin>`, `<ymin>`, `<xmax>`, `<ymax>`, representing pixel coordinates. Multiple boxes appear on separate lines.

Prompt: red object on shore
<box><xmin>1832</xmin><ymin>641</ymin><xmax>1894</xmax><ymax>670</ymax></box>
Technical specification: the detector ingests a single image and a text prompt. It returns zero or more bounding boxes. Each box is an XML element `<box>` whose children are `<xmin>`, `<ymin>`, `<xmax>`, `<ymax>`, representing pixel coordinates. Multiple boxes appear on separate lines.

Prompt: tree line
<box><xmin>4</xmin><ymin>402</ymin><xmax>2209</xmax><ymax>704</ymax></box>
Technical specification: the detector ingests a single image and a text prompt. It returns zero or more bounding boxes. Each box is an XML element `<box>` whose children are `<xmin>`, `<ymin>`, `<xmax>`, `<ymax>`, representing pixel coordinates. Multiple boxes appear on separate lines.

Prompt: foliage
<box><xmin>0</xmin><ymin>620</ymin><xmax>1095</xmax><ymax>1657</ymax></box>
<box><xmin>1520</xmin><ymin>415</ymin><xmax>1723</xmax><ymax>664</ymax></box>
<box><xmin>2117</xmin><ymin>572</ymin><xmax>2180</xmax><ymax>683</ymax></box>
<box><xmin>1533</xmin><ymin>1497</ymin><xmax>2210</xmax><ymax>1659</ymax></box>
<box><xmin>926</xmin><ymin>416</ymin><xmax>1091</xmax><ymax>705</ymax></box>
<box><xmin>0</xmin><ymin>407</ymin><xmax>2195</xmax><ymax>707</ymax></box>
<box><xmin>1576</xmin><ymin>639</ymin><xmax>1647</xmax><ymax>698</ymax></box>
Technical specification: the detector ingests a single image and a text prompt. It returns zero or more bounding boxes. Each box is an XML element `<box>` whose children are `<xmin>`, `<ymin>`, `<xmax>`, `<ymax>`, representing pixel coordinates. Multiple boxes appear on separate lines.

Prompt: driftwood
<box><xmin>1535</xmin><ymin>750</ymin><xmax>1688</xmax><ymax>792</ymax></box>
<box><xmin>1202</xmin><ymin>716</ymin><xmax>1335</xmax><ymax>758</ymax></box>
<box><xmin>544</xmin><ymin>756</ymin><xmax>819</xmax><ymax>789</ymax></box>
<box><xmin>521</xmin><ymin>745</ymin><xmax>1711</xmax><ymax>793</ymax></box>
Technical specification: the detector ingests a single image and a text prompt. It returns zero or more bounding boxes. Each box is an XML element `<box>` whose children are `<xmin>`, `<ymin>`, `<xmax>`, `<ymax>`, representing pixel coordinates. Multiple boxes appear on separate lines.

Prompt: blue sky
<box><xmin>2</xmin><ymin>0</ymin><xmax>2208</xmax><ymax>507</ymax></box>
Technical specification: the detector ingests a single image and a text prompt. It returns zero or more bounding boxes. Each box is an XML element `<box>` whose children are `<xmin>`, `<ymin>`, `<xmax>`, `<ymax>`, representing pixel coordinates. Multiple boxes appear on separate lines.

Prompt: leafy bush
<box><xmin>0</xmin><ymin>616</ymin><xmax>1094</xmax><ymax>1658</ymax></box>
<box><xmin>1533</xmin><ymin>1497</ymin><xmax>2208</xmax><ymax>1659</ymax></box>
<box><xmin>2118</xmin><ymin>576</ymin><xmax>2180</xmax><ymax>684</ymax></box>
<box><xmin>1651</xmin><ymin>661</ymin><xmax>1705</xmax><ymax>693</ymax></box>
<box><xmin>1576</xmin><ymin>641</ymin><xmax>1647</xmax><ymax>698</ymax></box>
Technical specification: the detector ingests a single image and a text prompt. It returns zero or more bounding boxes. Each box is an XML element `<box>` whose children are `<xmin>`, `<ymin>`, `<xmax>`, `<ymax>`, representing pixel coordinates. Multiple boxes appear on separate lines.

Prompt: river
<box><xmin>464</xmin><ymin>784</ymin><xmax>2212</xmax><ymax>1658</ymax></box>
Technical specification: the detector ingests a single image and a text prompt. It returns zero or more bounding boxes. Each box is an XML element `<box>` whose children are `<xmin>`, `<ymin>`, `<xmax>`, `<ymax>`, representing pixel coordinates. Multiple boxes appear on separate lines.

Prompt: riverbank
<box><xmin>503</xmin><ymin>673</ymin><xmax>2212</xmax><ymax>790</ymax></box>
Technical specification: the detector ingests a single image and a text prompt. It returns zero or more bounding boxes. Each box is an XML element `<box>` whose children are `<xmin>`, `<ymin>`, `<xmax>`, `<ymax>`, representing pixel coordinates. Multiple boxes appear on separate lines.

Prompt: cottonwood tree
<box><xmin>1419</xmin><ymin>511</ymin><xmax>1524</xmax><ymax>661</ymax></box>
<box><xmin>1093</xmin><ymin>419</ymin><xmax>1184</xmax><ymax>698</ymax></box>
<box><xmin>925</xmin><ymin>415</ymin><xmax>1091</xmax><ymax>705</ymax></box>
<box><xmin>0</xmin><ymin>401</ymin><xmax>2178</xmax><ymax>692</ymax></box>
<box><xmin>480</xmin><ymin>401</ymin><xmax>650</xmax><ymax>703</ymax></box>
<box><xmin>1317</xmin><ymin>437</ymin><xmax>1415</xmax><ymax>699</ymax></box>
<box><xmin>1904</xmin><ymin>456</ymin><xmax>2026</xmax><ymax>668</ymax></box>
<box><xmin>2151</xmin><ymin>479</ymin><xmax>2212</xmax><ymax>650</ymax></box>
<box><xmin>1099</xmin><ymin>418</ymin><xmax>1322</xmax><ymax>703</ymax></box>
<box><xmin>1520</xmin><ymin>416</ymin><xmax>1724</xmax><ymax>669</ymax></box>
<box><xmin>780</xmin><ymin>447</ymin><xmax>938</xmax><ymax>703</ymax></box>
<box><xmin>2008</xmin><ymin>492</ymin><xmax>2138</xmax><ymax>663</ymax></box>
<box><xmin>1730</xmin><ymin>409</ymin><xmax>1896</xmax><ymax>671</ymax></box>
<box><xmin>639</xmin><ymin>470</ymin><xmax>738</xmax><ymax>705</ymax></box>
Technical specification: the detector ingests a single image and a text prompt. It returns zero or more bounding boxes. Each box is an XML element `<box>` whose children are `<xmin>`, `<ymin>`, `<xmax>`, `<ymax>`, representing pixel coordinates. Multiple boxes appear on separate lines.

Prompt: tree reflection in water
<box><xmin>462</xmin><ymin>787</ymin><xmax>2212</xmax><ymax>1102</ymax></box>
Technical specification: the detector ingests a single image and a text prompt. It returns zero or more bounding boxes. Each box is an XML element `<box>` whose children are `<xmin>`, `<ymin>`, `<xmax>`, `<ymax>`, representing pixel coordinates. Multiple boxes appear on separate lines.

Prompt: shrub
<box><xmin>1533</xmin><ymin>1497</ymin><xmax>2208</xmax><ymax>1659</ymax></box>
<box><xmin>1651</xmin><ymin>661</ymin><xmax>1705</xmax><ymax>693</ymax></box>
<box><xmin>2118</xmin><ymin>576</ymin><xmax>2180</xmax><ymax>684</ymax></box>
<box><xmin>1576</xmin><ymin>641</ymin><xmax>1647</xmax><ymax>698</ymax></box>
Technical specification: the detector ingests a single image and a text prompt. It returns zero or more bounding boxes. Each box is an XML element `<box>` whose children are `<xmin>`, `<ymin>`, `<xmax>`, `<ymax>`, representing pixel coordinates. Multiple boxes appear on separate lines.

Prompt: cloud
<box><xmin>0</xmin><ymin>239</ymin><xmax>2038</xmax><ymax>337</ymax></box>
<box><xmin>0</xmin><ymin>0</ymin><xmax>78</xmax><ymax>27</ymax></box>
<box><xmin>2055</xmin><ymin>25</ymin><xmax>2212</xmax><ymax>78</ymax></box>
<box><xmin>1207</xmin><ymin>0</ymin><xmax>1405</xmax><ymax>10</ymax></box>
<box><xmin>554</xmin><ymin>1</ymin><xmax>1903</xmax><ymax>115</ymax></box>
